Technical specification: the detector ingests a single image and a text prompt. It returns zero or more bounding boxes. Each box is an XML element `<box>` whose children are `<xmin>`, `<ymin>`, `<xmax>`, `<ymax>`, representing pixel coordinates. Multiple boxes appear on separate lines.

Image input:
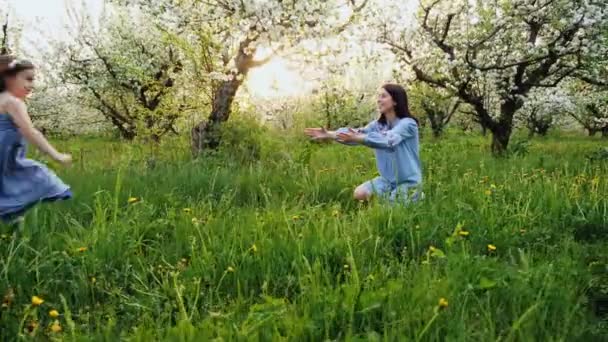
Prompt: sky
<box><xmin>8</xmin><ymin>0</ymin><xmax>104</xmax><ymax>54</ymax></box>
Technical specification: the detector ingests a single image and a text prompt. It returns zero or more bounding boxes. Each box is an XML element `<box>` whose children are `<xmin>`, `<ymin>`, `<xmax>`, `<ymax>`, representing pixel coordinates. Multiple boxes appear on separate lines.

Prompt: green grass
<box><xmin>1</xmin><ymin>131</ymin><xmax>607</xmax><ymax>341</ymax></box>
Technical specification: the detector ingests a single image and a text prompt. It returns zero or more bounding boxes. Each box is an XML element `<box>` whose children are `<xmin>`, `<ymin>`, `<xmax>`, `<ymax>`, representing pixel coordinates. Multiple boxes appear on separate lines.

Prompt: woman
<box><xmin>0</xmin><ymin>56</ymin><xmax>72</xmax><ymax>225</ymax></box>
<box><xmin>305</xmin><ymin>83</ymin><xmax>423</xmax><ymax>204</ymax></box>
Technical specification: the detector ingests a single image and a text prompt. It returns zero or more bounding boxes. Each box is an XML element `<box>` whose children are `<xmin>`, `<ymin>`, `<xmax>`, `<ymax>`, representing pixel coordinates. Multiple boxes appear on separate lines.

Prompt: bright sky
<box><xmin>9</xmin><ymin>0</ymin><xmax>104</xmax><ymax>54</ymax></box>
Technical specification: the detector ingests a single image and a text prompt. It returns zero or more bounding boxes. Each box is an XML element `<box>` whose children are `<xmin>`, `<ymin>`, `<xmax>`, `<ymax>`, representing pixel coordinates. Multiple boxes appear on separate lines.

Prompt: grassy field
<box><xmin>0</xmin><ymin>129</ymin><xmax>607</xmax><ymax>341</ymax></box>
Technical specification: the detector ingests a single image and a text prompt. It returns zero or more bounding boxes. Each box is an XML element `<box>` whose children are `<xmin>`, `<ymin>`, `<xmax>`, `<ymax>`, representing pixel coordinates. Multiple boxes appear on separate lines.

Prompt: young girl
<box><xmin>0</xmin><ymin>56</ymin><xmax>72</xmax><ymax>225</ymax></box>
<box><xmin>305</xmin><ymin>83</ymin><xmax>423</xmax><ymax>204</ymax></box>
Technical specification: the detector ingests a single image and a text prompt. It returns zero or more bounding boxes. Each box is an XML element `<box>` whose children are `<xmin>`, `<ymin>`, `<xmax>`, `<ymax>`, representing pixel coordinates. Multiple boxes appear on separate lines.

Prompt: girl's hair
<box><xmin>0</xmin><ymin>55</ymin><xmax>35</xmax><ymax>92</ymax></box>
<box><xmin>378</xmin><ymin>83</ymin><xmax>419</xmax><ymax>126</ymax></box>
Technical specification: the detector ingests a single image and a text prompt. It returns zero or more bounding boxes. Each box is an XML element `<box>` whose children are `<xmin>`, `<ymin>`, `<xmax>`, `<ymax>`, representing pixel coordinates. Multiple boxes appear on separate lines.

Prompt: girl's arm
<box><xmin>7</xmin><ymin>99</ymin><xmax>71</xmax><ymax>164</ymax></box>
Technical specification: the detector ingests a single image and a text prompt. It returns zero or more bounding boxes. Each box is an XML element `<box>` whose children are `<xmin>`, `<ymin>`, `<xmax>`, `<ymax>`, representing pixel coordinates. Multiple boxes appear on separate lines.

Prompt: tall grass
<box><xmin>0</xmin><ymin>130</ymin><xmax>606</xmax><ymax>341</ymax></box>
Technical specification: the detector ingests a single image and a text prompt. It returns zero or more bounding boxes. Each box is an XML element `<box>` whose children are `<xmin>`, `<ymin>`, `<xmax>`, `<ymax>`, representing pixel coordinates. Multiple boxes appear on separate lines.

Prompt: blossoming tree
<box><xmin>516</xmin><ymin>86</ymin><xmax>574</xmax><ymax>137</ymax></box>
<box><xmin>375</xmin><ymin>0</ymin><xmax>608</xmax><ymax>154</ymax></box>
<box><xmin>567</xmin><ymin>81</ymin><xmax>608</xmax><ymax>136</ymax></box>
<box><xmin>54</xmin><ymin>8</ymin><xmax>186</xmax><ymax>141</ymax></box>
<box><xmin>115</xmin><ymin>0</ymin><xmax>369</xmax><ymax>154</ymax></box>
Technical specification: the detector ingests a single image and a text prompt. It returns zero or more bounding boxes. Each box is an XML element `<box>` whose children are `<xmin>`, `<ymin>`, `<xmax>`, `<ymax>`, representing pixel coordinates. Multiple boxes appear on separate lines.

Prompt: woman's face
<box><xmin>6</xmin><ymin>68</ymin><xmax>35</xmax><ymax>99</ymax></box>
<box><xmin>377</xmin><ymin>87</ymin><xmax>395</xmax><ymax>114</ymax></box>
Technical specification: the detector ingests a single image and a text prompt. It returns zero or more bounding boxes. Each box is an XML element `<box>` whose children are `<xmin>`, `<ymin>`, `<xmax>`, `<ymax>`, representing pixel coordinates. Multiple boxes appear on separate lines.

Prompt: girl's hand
<box><xmin>337</xmin><ymin>128</ymin><xmax>364</xmax><ymax>143</ymax></box>
<box><xmin>55</xmin><ymin>153</ymin><xmax>72</xmax><ymax>166</ymax></box>
<box><xmin>305</xmin><ymin>127</ymin><xmax>331</xmax><ymax>141</ymax></box>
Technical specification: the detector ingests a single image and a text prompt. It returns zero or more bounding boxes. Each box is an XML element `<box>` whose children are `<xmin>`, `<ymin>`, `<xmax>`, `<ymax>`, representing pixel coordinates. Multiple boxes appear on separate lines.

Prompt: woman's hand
<box><xmin>305</xmin><ymin>127</ymin><xmax>332</xmax><ymax>141</ymax></box>
<box><xmin>337</xmin><ymin>128</ymin><xmax>365</xmax><ymax>144</ymax></box>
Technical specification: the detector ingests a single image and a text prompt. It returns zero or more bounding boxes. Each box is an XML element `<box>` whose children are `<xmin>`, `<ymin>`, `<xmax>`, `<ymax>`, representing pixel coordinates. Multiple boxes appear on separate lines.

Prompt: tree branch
<box><xmin>420</xmin><ymin>1</ymin><xmax>456</xmax><ymax>60</ymax></box>
<box><xmin>1</xmin><ymin>14</ymin><xmax>9</xmax><ymax>54</ymax></box>
<box><xmin>576</xmin><ymin>74</ymin><xmax>608</xmax><ymax>87</ymax></box>
<box><xmin>444</xmin><ymin>99</ymin><xmax>461</xmax><ymax>125</ymax></box>
<box><xmin>249</xmin><ymin>54</ymin><xmax>274</xmax><ymax>68</ymax></box>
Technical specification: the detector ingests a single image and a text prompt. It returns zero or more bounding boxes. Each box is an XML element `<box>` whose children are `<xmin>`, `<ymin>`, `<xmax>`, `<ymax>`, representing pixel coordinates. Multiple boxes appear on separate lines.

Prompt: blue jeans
<box><xmin>361</xmin><ymin>177</ymin><xmax>424</xmax><ymax>204</ymax></box>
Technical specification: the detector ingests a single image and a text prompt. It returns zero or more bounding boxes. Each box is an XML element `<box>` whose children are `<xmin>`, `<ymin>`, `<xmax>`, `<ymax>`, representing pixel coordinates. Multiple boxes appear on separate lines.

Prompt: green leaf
<box><xmin>430</xmin><ymin>247</ymin><xmax>446</xmax><ymax>258</ymax></box>
<box><xmin>479</xmin><ymin>277</ymin><xmax>497</xmax><ymax>290</ymax></box>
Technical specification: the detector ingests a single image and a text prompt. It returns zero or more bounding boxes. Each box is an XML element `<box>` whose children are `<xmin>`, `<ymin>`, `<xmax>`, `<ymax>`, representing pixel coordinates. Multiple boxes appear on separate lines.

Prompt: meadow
<box><xmin>0</xmin><ymin>127</ymin><xmax>607</xmax><ymax>341</ymax></box>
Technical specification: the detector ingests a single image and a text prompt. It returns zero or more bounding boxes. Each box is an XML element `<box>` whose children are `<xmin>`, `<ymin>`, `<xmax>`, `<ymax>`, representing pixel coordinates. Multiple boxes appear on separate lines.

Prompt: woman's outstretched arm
<box><xmin>305</xmin><ymin>121</ymin><xmax>376</xmax><ymax>146</ymax></box>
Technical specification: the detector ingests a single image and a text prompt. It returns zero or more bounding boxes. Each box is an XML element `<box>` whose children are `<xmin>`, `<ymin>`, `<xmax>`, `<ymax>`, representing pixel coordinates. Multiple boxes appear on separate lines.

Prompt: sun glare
<box><xmin>245</xmin><ymin>56</ymin><xmax>308</xmax><ymax>99</ymax></box>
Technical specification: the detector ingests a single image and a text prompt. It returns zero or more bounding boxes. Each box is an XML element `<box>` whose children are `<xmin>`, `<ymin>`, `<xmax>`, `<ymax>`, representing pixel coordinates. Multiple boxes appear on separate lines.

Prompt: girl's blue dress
<box><xmin>0</xmin><ymin>114</ymin><xmax>71</xmax><ymax>222</ymax></box>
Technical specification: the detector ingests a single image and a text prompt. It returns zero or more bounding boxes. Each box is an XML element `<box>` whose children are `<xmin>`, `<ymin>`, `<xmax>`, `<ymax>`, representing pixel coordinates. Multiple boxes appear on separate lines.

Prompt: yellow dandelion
<box><xmin>458</xmin><ymin>230</ymin><xmax>470</xmax><ymax>237</ymax></box>
<box><xmin>332</xmin><ymin>209</ymin><xmax>340</xmax><ymax>217</ymax></box>
<box><xmin>50</xmin><ymin>321</ymin><xmax>62</xmax><ymax>333</ymax></box>
<box><xmin>438</xmin><ymin>297</ymin><xmax>449</xmax><ymax>309</ymax></box>
<box><xmin>49</xmin><ymin>309</ymin><xmax>59</xmax><ymax>318</ymax></box>
<box><xmin>77</xmin><ymin>247</ymin><xmax>88</xmax><ymax>253</ymax></box>
<box><xmin>127</xmin><ymin>197</ymin><xmax>139</xmax><ymax>204</ymax></box>
<box><xmin>31</xmin><ymin>296</ymin><xmax>44</xmax><ymax>306</ymax></box>
<box><xmin>91</xmin><ymin>277</ymin><xmax>97</xmax><ymax>284</ymax></box>
<box><xmin>226</xmin><ymin>266</ymin><xmax>235</xmax><ymax>273</ymax></box>
<box><xmin>487</xmin><ymin>244</ymin><xmax>497</xmax><ymax>252</ymax></box>
<box><xmin>292</xmin><ymin>215</ymin><xmax>301</xmax><ymax>220</ymax></box>
<box><xmin>182</xmin><ymin>208</ymin><xmax>192</xmax><ymax>214</ymax></box>
<box><xmin>250</xmin><ymin>244</ymin><xmax>258</xmax><ymax>253</ymax></box>
<box><xmin>484</xmin><ymin>189</ymin><xmax>492</xmax><ymax>196</ymax></box>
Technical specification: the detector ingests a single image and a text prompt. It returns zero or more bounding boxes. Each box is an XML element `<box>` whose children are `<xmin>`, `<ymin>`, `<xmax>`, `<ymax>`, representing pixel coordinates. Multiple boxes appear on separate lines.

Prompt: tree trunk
<box><xmin>1</xmin><ymin>16</ymin><xmax>9</xmax><ymax>55</ymax></box>
<box><xmin>588</xmin><ymin>128</ymin><xmax>598</xmax><ymax>137</ymax></box>
<box><xmin>480</xmin><ymin>125</ymin><xmax>487</xmax><ymax>136</ymax></box>
<box><xmin>432</xmin><ymin>127</ymin><xmax>442</xmax><ymax>138</ymax></box>
<box><xmin>190</xmin><ymin>35</ymin><xmax>261</xmax><ymax>156</ymax></box>
<box><xmin>491</xmin><ymin>126</ymin><xmax>511</xmax><ymax>155</ymax></box>
<box><xmin>107</xmin><ymin>115</ymin><xmax>136</xmax><ymax>140</ymax></box>
<box><xmin>490</xmin><ymin>100</ymin><xmax>519</xmax><ymax>156</ymax></box>
<box><xmin>191</xmin><ymin>78</ymin><xmax>242</xmax><ymax>154</ymax></box>
<box><xmin>602</xmin><ymin>128</ymin><xmax>608</xmax><ymax>138</ymax></box>
<box><xmin>424</xmin><ymin>108</ymin><xmax>445</xmax><ymax>138</ymax></box>
<box><xmin>429</xmin><ymin>116</ymin><xmax>443</xmax><ymax>138</ymax></box>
